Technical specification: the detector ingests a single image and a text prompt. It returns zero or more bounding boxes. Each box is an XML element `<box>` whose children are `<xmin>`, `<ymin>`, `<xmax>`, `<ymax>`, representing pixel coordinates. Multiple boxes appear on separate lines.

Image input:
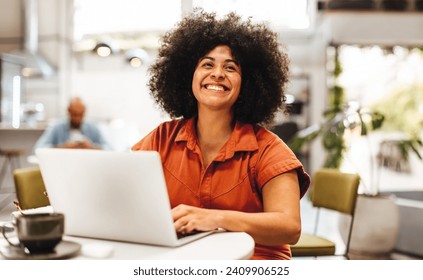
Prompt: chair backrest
<box><xmin>271</xmin><ymin>122</ymin><xmax>299</xmax><ymax>143</ymax></box>
<box><xmin>13</xmin><ymin>167</ymin><xmax>50</xmax><ymax>210</ymax></box>
<box><xmin>311</xmin><ymin>168</ymin><xmax>360</xmax><ymax>215</ymax></box>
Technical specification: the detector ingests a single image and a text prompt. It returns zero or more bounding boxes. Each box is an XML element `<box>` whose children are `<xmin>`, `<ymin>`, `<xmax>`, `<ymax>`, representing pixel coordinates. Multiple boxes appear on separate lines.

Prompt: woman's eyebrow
<box><xmin>200</xmin><ymin>56</ymin><xmax>214</xmax><ymax>61</ymax></box>
<box><xmin>199</xmin><ymin>56</ymin><xmax>240</xmax><ymax>65</ymax></box>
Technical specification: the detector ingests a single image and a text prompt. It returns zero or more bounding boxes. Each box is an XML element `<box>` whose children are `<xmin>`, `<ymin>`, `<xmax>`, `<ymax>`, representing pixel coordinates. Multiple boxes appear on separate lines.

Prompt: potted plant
<box><xmin>289</xmin><ymin>46</ymin><xmax>423</xmax><ymax>259</ymax></box>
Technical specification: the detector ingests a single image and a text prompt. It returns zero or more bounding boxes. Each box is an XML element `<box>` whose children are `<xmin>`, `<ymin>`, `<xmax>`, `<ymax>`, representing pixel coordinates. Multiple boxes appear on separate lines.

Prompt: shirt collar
<box><xmin>175</xmin><ymin>118</ymin><xmax>259</xmax><ymax>160</ymax></box>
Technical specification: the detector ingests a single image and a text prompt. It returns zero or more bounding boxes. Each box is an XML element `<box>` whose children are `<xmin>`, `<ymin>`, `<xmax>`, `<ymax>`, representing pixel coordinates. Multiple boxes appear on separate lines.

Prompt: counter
<box><xmin>0</xmin><ymin>122</ymin><xmax>46</xmax><ymax>167</ymax></box>
<box><xmin>0</xmin><ymin>122</ymin><xmax>48</xmax><ymax>131</ymax></box>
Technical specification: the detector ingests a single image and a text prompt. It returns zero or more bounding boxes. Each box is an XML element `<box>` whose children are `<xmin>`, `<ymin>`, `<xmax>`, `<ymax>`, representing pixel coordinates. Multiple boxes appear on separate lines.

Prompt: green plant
<box><xmin>371</xmin><ymin>84</ymin><xmax>423</xmax><ymax>160</ymax></box>
<box><xmin>289</xmin><ymin>46</ymin><xmax>375</xmax><ymax>169</ymax></box>
<box><xmin>289</xmin><ymin>105</ymin><xmax>386</xmax><ymax>168</ymax></box>
<box><xmin>288</xmin><ymin>46</ymin><xmax>423</xmax><ymax>195</ymax></box>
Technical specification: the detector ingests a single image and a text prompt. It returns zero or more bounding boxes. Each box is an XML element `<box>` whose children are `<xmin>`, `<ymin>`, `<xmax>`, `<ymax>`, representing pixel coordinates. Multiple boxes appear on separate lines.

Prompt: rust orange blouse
<box><xmin>132</xmin><ymin>118</ymin><xmax>310</xmax><ymax>260</ymax></box>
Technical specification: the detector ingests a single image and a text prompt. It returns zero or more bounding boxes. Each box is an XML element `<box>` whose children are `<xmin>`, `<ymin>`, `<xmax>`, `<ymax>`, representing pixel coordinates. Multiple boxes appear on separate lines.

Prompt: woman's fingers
<box><xmin>172</xmin><ymin>204</ymin><xmax>192</xmax><ymax>232</ymax></box>
<box><xmin>172</xmin><ymin>204</ymin><xmax>219</xmax><ymax>233</ymax></box>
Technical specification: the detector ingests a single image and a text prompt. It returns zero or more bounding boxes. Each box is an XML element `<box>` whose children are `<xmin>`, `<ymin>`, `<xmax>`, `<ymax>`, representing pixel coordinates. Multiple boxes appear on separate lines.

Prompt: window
<box><xmin>334</xmin><ymin>45</ymin><xmax>423</xmax><ymax>191</ymax></box>
<box><xmin>73</xmin><ymin>0</ymin><xmax>313</xmax><ymax>41</ymax></box>
<box><xmin>193</xmin><ymin>0</ymin><xmax>312</xmax><ymax>30</ymax></box>
<box><xmin>73</xmin><ymin>0</ymin><xmax>182</xmax><ymax>41</ymax></box>
<box><xmin>337</xmin><ymin>45</ymin><xmax>423</xmax><ymax>112</ymax></box>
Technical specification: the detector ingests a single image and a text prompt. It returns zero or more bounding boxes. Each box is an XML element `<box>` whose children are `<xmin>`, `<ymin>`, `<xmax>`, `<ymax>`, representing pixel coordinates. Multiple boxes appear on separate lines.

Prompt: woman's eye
<box><xmin>202</xmin><ymin>62</ymin><xmax>213</xmax><ymax>68</ymax></box>
<box><xmin>225</xmin><ymin>65</ymin><xmax>239</xmax><ymax>72</ymax></box>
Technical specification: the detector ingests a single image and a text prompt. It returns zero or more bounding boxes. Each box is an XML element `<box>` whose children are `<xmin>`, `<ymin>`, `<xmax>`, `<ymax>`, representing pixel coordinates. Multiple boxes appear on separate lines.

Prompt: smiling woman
<box><xmin>131</xmin><ymin>9</ymin><xmax>310</xmax><ymax>260</ymax></box>
<box><xmin>145</xmin><ymin>10</ymin><xmax>291</xmax><ymax>125</ymax></box>
<box><xmin>192</xmin><ymin>45</ymin><xmax>242</xmax><ymax>114</ymax></box>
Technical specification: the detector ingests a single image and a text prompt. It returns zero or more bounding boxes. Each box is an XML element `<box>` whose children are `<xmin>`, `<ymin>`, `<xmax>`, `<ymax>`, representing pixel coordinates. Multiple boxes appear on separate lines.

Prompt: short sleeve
<box><xmin>255</xmin><ymin>136</ymin><xmax>310</xmax><ymax>199</ymax></box>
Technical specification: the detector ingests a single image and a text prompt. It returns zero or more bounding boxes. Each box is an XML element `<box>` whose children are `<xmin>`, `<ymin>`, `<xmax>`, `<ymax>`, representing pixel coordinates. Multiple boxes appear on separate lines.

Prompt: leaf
<box><xmin>397</xmin><ymin>138</ymin><xmax>423</xmax><ymax>161</ymax></box>
<box><xmin>370</xmin><ymin>112</ymin><xmax>385</xmax><ymax>130</ymax></box>
<box><xmin>288</xmin><ymin>128</ymin><xmax>321</xmax><ymax>153</ymax></box>
<box><xmin>409</xmin><ymin>141</ymin><xmax>423</xmax><ymax>160</ymax></box>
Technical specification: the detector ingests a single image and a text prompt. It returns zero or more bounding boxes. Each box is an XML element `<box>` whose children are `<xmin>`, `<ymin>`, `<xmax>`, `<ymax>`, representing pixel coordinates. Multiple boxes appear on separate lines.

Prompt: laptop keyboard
<box><xmin>176</xmin><ymin>230</ymin><xmax>203</xmax><ymax>239</ymax></box>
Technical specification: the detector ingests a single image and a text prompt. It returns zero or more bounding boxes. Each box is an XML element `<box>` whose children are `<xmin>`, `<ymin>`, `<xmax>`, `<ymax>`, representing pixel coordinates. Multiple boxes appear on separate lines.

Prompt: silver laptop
<box><xmin>35</xmin><ymin>148</ymin><xmax>215</xmax><ymax>247</ymax></box>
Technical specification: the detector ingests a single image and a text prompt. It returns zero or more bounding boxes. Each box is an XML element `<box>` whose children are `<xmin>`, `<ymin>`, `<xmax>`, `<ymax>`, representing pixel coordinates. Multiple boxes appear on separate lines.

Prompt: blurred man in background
<box><xmin>34</xmin><ymin>97</ymin><xmax>109</xmax><ymax>150</ymax></box>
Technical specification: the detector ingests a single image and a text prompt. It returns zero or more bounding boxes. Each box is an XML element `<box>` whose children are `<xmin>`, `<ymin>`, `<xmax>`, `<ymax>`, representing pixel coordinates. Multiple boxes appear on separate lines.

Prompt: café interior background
<box><xmin>1</xmin><ymin>0</ymin><xmax>423</xmax><ymax>192</ymax></box>
<box><xmin>1</xmin><ymin>0</ymin><xmax>423</xmax><ymax>260</ymax></box>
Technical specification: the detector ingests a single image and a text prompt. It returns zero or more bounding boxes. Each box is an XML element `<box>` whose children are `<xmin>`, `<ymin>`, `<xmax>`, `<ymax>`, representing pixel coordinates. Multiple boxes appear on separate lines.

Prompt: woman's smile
<box><xmin>204</xmin><ymin>84</ymin><xmax>228</xmax><ymax>92</ymax></box>
<box><xmin>192</xmin><ymin>45</ymin><xmax>242</xmax><ymax>112</ymax></box>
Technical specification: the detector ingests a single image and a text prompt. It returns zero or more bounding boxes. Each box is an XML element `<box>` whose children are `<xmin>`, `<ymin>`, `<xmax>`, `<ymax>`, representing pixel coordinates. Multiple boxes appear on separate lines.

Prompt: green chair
<box><xmin>291</xmin><ymin>168</ymin><xmax>360</xmax><ymax>259</ymax></box>
<box><xmin>13</xmin><ymin>167</ymin><xmax>50</xmax><ymax>210</ymax></box>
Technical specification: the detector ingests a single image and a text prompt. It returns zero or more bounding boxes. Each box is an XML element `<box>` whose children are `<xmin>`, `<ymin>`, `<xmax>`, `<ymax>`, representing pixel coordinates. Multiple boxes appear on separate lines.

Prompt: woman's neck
<box><xmin>196</xmin><ymin>110</ymin><xmax>233</xmax><ymax>141</ymax></box>
<box><xmin>195</xmin><ymin>110</ymin><xmax>234</xmax><ymax>166</ymax></box>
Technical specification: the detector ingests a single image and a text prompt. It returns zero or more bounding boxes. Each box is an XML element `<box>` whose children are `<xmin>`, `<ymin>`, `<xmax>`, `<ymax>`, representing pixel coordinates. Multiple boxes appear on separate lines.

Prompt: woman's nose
<box><xmin>210</xmin><ymin>66</ymin><xmax>225</xmax><ymax>80</ymax></box>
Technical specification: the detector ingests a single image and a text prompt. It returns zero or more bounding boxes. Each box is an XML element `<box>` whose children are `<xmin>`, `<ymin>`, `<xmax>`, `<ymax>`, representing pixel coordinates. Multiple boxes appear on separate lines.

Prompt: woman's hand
<box><xmin>172</xmin><ymin>204</ymin><xmax>222</xmax><ymax>234</ymax></box>
<box><xmin>132</xmin><ymin>124</ymin><xmax>302</xmax><ymax>244</ymax></box>
<box><xmin>171</xmin><ymin>171</ymin><xmax>302</xmax><ymax>246</ymax></box>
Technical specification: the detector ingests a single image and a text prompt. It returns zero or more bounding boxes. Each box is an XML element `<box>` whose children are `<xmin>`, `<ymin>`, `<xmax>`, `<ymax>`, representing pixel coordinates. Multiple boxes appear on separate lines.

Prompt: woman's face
<box><xmin>192</xmin><ymin>45</ymin><xmax>242</xmax><ymax>113</ymax></box>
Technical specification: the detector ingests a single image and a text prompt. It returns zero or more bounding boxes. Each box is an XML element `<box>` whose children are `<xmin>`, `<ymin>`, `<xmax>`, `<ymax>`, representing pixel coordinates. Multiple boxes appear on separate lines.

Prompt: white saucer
<box><xmin>0</xmin><ymin>240</ymin><xmax>81</xmax><ymax>260</ymax></box>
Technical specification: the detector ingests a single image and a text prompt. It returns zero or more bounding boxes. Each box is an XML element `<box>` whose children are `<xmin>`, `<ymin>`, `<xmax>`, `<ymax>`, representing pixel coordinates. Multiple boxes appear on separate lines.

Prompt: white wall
<box><xmin>69</xmin><ymin>54</ymin><xmax>170</xmax><ymax>150</ymax></box>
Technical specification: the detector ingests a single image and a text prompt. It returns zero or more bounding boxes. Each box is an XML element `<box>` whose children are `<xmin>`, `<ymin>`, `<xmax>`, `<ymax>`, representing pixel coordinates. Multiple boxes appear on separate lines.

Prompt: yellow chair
<box><xmin>13</xmin><ymin>167</ymin><xmax>50</xmax><ymax>210</ymax></box>
<box><xmin>291</xmin><ymin>168</ymin><xmax>360</xmax><ymax>259</ymax></box>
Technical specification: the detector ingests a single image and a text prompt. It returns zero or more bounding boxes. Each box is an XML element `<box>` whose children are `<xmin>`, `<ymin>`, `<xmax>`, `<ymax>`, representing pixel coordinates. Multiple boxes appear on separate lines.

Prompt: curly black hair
<box><xmin>148</xmin><ymin>9</ymin><xmax>290</xmax><ymax>125</ymax></box>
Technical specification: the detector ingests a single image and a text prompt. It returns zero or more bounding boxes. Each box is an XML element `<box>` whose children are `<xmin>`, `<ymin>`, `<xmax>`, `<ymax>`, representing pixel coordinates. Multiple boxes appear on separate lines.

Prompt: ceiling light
<box><xmin>93</xmin><ymin>41</ymin><xmax>117</xmax><ymax>57</ymax></box>
<box><xmin>125</xmin><ymin>48</ymin><xmax>150</xmax><ymax>68</ymax></box>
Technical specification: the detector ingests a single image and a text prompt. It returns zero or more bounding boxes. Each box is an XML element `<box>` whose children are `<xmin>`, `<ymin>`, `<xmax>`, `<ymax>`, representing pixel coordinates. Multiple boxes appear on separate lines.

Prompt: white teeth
<box><xmin>206</xmin><ymin>85</ymin><xmax>225</xmax><ymax>91</ymax></box>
